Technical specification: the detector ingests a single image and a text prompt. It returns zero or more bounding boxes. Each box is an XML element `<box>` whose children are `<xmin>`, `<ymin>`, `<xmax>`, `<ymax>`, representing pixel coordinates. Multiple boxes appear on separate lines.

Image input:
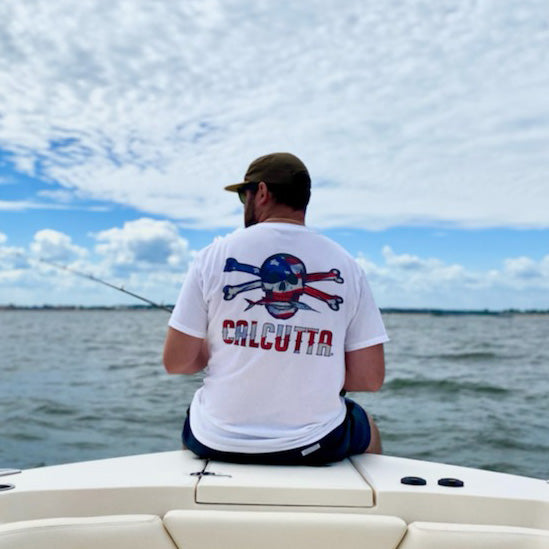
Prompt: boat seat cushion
<box><xmin>398</xmin><ymin>521</ymin><xmax>549</xmax><ymax>548</ymax></box>
<box><xmin>0</xmin><ymin>514</ymin><xmax>177</xmax><ymax>549</ymax></box>
<box><xmin>164</xmin><ymin>509</ymin><xmax>407</xmax><ymax>549</ymax></box>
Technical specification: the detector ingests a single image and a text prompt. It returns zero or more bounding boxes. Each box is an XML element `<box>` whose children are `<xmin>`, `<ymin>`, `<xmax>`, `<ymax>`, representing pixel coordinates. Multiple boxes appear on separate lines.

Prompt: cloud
<box><xmin>37</xmin><ymin>189</ymin><xmax>78</xmax><ymax>203</ymax></box>
<box><xmin>29</xmin><ymin>229</ymin><xmax>88</xmax><ymax>262</ymax></box>
<box><xmin>0</xmin><ymin>0</ymin><xmax>548</xmax><ymax>229</ymax></box>
<box><xmin>0</xmin><ymin>220</ymin><xmax>192</xmax><ymax>306</ymax></box>
<box><xmin>358</xmin><ymin>246</ymin><xmax>549</xmax><ymax>310</ymax></box>
<box><xmin>504</xmin><ymin>255</ymin><xmax>549</xmax><ymax>284</ymax></box>
<box><xmin>94</xmin><ymin>217</ymin><xmax>190</xmax><ymax>270</ymax></box>
<box><xmin>0</xmin><ymin>234</ymin><xmax>27</xmax><ymax>271</ymax></box>
<box><xmin>0</xmin><ymin>199</ymin><xmax>73</xmax><ymax>212</ymax></box>
<box><xmin>0</xmin><ymin>234</ymin><xmax>36</xmax><ymax>295</ymax></box>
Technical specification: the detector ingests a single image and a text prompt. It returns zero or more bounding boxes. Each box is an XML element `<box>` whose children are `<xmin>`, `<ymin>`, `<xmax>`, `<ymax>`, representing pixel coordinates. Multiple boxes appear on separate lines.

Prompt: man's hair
<box><xmin>265</xmin><ymin>170</ymin><xmax>311</xmax><ymax>211</ymax></box>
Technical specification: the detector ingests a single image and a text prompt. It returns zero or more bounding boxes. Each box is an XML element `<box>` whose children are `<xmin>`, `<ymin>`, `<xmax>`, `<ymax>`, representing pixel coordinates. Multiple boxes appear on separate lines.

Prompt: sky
<box><xmin>1</xmin><ymin>0</ymin><xmax>548</xmax><ymax>310</ymax></box>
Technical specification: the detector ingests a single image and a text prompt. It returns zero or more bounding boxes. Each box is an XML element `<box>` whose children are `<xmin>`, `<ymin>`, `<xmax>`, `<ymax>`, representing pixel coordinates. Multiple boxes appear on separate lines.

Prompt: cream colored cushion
<box><xmin>0</xmin><ymin>515</ymin><xmax>176</xmax><ymax>549</ymax></box>
<box><xmin>399</xmin><ymin>521</ymin><xmax>549</xmax><ymax>548</ymax></box>
<box><xmin>164</xmin><ymin>509</ymin><xmax>406</xmax><ymax>549</ymax></box>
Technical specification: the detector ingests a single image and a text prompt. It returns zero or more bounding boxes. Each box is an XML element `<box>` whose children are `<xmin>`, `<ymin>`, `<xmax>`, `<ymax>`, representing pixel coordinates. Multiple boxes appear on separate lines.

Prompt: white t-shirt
<box><xmin>169</xmin><ymin>222</ymin><xmax>388</xmax><ymax>453</ymax></box>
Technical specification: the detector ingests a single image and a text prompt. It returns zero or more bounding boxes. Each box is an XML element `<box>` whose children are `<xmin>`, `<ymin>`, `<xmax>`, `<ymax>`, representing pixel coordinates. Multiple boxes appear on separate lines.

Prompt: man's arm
<box><xmin>163</xmin><ymin>327</ymin><xmax>209</xmax><ymax>374</ymax></box>
<box><xmin>343</xmin><ymin>343</ymin><xmax>385</xmax><ymax>392</ymax></box>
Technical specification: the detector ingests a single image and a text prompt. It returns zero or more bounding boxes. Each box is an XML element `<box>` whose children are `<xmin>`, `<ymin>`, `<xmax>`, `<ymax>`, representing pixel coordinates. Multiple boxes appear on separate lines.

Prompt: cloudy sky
<box><xmin>1</xmin><ymin>0</ymin><xmax>548</xmax><ymax>310</ymax></box>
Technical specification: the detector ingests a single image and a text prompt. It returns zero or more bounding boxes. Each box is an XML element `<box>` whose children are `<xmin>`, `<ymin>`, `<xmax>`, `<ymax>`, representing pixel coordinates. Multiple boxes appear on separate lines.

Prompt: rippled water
<box><xmin>1</xmin><ymin>310</ymin><xmax>547</xmax><ymax>479</ymax></box>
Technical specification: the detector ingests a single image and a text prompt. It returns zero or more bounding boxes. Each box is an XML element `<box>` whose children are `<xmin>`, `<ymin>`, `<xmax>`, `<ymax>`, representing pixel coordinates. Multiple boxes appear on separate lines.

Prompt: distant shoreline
<box><xmin>1</xmin><ymin>304</ymin><xmax>548</xmax><ymax>315</ymax></box>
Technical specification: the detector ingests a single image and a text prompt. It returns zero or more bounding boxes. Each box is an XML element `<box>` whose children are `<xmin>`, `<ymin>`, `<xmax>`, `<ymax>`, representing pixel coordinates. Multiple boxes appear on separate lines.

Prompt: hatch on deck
<box><xmin>195</xmin><ymin>459</ymin><xmax>374</xmax><ymax>507</ymax></box>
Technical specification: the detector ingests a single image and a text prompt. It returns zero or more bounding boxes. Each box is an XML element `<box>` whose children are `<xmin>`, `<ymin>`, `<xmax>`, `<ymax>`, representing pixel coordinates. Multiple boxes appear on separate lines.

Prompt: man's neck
<box><xmin>263</xmin><ymin>216</ymin><xmax>305</xmax><ymax>225</ymax></box>
<box><xmin>258</xmin><ymin>206</ymin><xmax>305</xmax><ymax>226</ymax></box>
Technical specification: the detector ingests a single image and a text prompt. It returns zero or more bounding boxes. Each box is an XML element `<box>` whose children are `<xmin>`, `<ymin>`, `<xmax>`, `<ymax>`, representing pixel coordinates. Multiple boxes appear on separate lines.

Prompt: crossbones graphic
<box><xmin>223</xmin><ymin>253</ymin><xmax>344</xmax><ymax>320</ymax></box>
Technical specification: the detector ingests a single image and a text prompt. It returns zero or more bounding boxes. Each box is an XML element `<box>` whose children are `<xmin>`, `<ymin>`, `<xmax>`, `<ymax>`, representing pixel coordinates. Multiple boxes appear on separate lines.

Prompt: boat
<box><xmin>1</xmin><ymin>449</ymin><xmax>548</xmax><ymax>548</ymax></box>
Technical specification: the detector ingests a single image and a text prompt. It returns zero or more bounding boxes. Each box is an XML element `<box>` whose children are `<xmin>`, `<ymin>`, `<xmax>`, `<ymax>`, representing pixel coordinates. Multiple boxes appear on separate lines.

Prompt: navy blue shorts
<box><xmin>182</xmin><ymin>398</ymin><xmax>371</xmax><ymax>465</ymax></box>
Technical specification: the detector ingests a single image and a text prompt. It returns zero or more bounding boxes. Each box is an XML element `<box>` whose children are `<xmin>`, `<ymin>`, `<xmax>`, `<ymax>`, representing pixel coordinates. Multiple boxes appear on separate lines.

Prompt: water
<box><xmin>1</xmin><ymin>310</ymin><xmax>547</xmax><ymax>479</ymax></box>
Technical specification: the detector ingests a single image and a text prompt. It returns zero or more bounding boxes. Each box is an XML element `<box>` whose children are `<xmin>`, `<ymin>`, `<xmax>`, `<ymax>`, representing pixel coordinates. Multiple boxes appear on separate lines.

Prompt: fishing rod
<box><xmin>31</xmin><ymin>255</ymin><xmax>173</xmax><ymax>313</ymax></box>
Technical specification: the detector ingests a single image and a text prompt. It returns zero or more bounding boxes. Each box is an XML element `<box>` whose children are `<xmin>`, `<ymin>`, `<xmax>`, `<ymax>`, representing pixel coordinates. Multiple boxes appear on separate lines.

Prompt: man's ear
<box><xmin>256</xmin><ymin>181</ymin><xmax>271</xmax><ymax>205</ymax></box>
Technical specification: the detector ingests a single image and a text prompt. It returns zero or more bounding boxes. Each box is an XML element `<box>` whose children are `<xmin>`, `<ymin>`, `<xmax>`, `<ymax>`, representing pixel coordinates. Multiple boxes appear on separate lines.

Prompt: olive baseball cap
<box><xmin>225</xmin><ymin>152</ymin><xmax>309</xmax><ymax>192</ymax></box>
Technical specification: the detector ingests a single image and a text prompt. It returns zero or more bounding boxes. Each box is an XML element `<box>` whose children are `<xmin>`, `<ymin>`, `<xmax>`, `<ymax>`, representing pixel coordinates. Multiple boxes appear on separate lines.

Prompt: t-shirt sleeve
<box><xmin>168</xmin><ymin>256</ymin><xmax>208</xmax><ymax>339</ymax></box>
<box><xmin>345</xmin><ymin>268</ymin><xmax>389</xmax><ymax>352</ymax></box>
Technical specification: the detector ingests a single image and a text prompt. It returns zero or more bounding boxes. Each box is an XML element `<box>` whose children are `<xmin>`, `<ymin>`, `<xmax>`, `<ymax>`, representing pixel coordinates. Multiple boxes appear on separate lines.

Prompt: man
<box><xmin>163</xmin><ymin>152</ymin><xmax>388</xmax><ymax>465</ymax></box>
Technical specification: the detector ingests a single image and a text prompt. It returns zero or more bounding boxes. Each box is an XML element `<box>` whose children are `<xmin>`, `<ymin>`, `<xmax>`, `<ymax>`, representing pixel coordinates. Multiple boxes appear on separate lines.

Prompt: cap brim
<box><xmin>224</xmin><ymin>182</ymin><xmax>244</xmax><ymax>192</ymax></box>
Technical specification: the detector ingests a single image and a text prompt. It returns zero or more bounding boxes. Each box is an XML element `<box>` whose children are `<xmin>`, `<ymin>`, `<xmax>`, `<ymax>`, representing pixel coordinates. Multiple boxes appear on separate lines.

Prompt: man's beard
<box><xmin>244</xmin><ymin>200</ymin><xmax>257</xmax><ymax>227</ymax></box>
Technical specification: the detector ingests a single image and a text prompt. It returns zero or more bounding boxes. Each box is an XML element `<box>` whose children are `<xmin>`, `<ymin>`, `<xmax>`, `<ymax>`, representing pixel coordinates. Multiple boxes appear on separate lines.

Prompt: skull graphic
<box><xmin>259</xmin><ymin>254</ymin><xmax>306</xmax><ymax>319</ymax></box>
<box><xmin>223</xmin><ymin>253</ymin><xmax>344</xmax><ymax>320</ymax></box>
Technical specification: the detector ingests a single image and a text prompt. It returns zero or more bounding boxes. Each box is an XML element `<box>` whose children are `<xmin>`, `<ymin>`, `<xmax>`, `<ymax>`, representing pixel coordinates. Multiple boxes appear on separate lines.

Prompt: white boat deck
<box><xmin>0</xmin><ymin>450</ymin><xmax>548</xmax><ymax>548</ymax></box>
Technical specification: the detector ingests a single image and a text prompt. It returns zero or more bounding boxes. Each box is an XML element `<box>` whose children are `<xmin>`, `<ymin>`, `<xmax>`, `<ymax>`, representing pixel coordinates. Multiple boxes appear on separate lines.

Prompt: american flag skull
<box><xmin>223</xmin><ymin>253</ymin><xmax>344</xmax><ymax>320</ymax></box>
